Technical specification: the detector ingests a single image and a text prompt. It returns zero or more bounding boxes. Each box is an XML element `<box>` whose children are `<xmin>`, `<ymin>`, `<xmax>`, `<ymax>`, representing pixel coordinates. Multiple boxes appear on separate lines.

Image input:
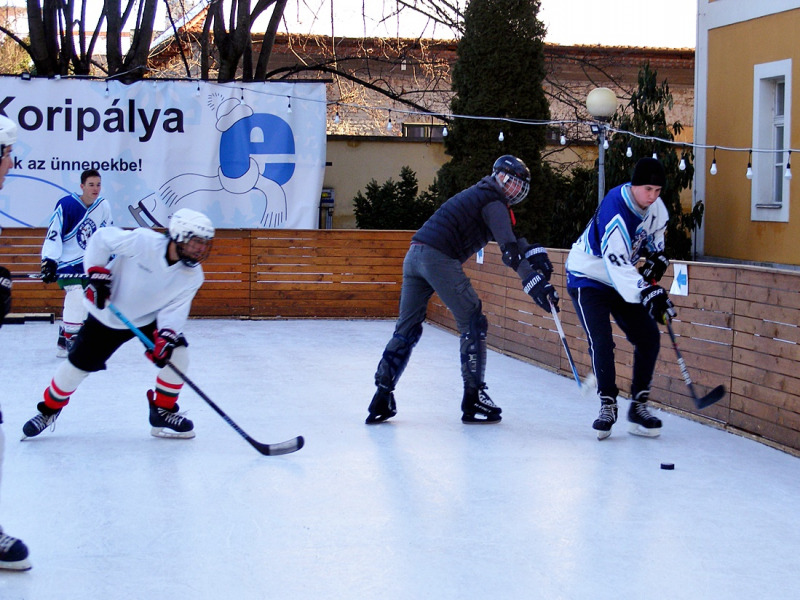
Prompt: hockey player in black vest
<box><xmin>366</xmin><ymin>155</ymin><xmax>558</xmax><ymax>425</ymax></box>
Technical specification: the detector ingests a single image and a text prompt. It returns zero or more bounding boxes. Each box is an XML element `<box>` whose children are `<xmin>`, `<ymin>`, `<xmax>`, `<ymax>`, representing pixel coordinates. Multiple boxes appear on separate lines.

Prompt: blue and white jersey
<box><xmin>566</xmin><ymin>183</ymin><xmax>669</xmax><ymax>303</ymax></box>
<box><xmin>41</xmin><ymin>194</ymin><xmax>113</xmax><ymax>275</ymax></box>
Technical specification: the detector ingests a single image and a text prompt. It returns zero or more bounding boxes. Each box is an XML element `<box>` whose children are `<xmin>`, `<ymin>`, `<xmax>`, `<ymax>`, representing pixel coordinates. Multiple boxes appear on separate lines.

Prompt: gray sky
<box><xmin>280</xmin><ymin>0</ymin><xmax>697</xmax><ymax>48</ymax></box>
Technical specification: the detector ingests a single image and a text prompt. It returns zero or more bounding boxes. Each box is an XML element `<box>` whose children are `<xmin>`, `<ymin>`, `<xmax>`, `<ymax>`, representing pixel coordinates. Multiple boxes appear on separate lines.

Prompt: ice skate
<box><xmin>56</xmin><ymin>325</ymin><xmax>67</xmax><ymax>358</ymax></box>
<box><xmin>593</xmin><ymin>396</ymin><xmax>618</xmax><ymax>440</ymax></box>
<box><xmin>461</xmin><ymin>386</ymin><xmax>502</xmax><ymax>424</ymax></box>
<box><xmin>365</xmin><ymin>385</ymin><xmax>397</xmax><ymax>424</ymax></box>
<box><xmin>21</xmin><ymin>402</ymin><xmax>62</xmax><ymax>439</ymax></box>
<box><xmin>148</xmin><ymin>391</ymin><xmax>195</xmax><ymax>439</ymax></box>
<box><xmin>627</xmin><ymin>391</ymin><xmax>662</xmax><ymax>437</ymax></box>
<box><xmin>0</xmin><ymin>528</ymin><xmax>31</xmax><ymax>571</ymax></box>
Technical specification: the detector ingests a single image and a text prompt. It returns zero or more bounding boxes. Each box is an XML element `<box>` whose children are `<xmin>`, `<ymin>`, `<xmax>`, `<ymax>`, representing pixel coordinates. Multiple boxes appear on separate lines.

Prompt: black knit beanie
<box><xmin>631</xmin><ymin>158</ymin><xmax>666</xmax><ymax>187</ymax></box>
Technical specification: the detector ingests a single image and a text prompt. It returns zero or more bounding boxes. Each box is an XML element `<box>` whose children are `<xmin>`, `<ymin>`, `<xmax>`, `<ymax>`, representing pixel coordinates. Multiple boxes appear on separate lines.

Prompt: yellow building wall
<box><xmin>323</xmin><ymin>137</ymin><xmax>448</xmax><ymax>229</ymax></box>
<box><xmin>705</xmin><ymin>12</ymin><xmax>800</xmax><ymax>263</ymax></box>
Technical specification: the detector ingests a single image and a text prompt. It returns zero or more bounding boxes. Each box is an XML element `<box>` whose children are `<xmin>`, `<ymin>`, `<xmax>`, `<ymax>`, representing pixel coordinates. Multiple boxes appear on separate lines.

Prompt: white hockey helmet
<box><xmin>0</xmin><ymin>114</ymin><xmax>18</xmax><ymax>147</ymax></box>
<box><xmin>168</xmin><ymin>208</ymin><xmax>215</xmax><ymax>266</ymax></box>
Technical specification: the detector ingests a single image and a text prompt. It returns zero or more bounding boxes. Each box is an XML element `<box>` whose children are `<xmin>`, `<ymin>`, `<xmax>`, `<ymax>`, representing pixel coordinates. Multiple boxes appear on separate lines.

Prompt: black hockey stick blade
<box><xmin>695</xmin><ymin>384</ymin><xmax>726</xmax><ymax>410</ymax></box>
<box><xmin>252</xmin><ymin>435</ymin><xmax>305</xmax><ymax>456</ymax></box>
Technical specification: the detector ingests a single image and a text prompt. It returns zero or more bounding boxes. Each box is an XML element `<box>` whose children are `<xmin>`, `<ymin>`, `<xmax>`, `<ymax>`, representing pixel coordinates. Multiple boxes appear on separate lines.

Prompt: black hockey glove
<box><xmin>41</xmin><ymin>258</ymin><xmax>58</xmax><ymax>284</ymax></box>
<box><xmin>523</xmin><ymin>271</ymin><xmax>559</xmax><ymax>313</ymax></box>
<box><xmin>641</xmin><ymin>284</ymin><xmax>676</xmax><ymax>325</ymax></box>
<box><xmin>639</xmin><ymin>251</ymin><xmax>670</xmax><ymax>283</ymax></box>
<box><xmin>0</xmin><ymin>265</ymin><xmax>12</xmax><ymax>327</ymax></box>
<box><xmin>85</xmin><ymin>266</ymin><xmax>112</xmax><ymax>309</ymax></box>
<box><xmin>146</xmin><ymin>328</ymin><xmax>187</xmax><ymax>368</ymax></box>
<box><xmin>523</xmin><ymin>243</ymin><xmax>554</xmax><ymax>281</ymax></box>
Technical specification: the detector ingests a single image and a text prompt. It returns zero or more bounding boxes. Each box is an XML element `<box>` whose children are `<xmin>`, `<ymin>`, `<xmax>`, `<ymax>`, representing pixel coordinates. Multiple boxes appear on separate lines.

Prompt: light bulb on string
<box><xmin>287</xmin><ymin>96</ymin><xmax>292</xmax><ymax>114</ymax></box>
<box><xmin>679</xmin><ymin>157</ymin><xmax>686</xmax><ymax>171</ymax></box>
<box><xmin>560</xmin><ymin>132</ymin><xmax>567</xmax><ymax>145</ymax></box>
<box><xmin>105</xmin><ymin>82</ymin><xmax>110</xmax><ymax>97</ymax></box>
<box><xmin>786</xmin><ymin>151</ymin><xmax>793</xmax><ymax>180</ymax></box>
<box><xmin>386</xmin><ymin>110</ymin><xmax>393</xmax><ymax>132</ymax></box>
<box><xmin>603</xmin><ymin>138</ymin><xmax>609</xmax><ymax>150</ymax></box>
<box><xmin>442</xmin><ymin>126</ymin><xmax>448</xmax><ymax>137</ymax></box>
<box><xmin>626</xmin><ymin>146</ymin><xmax>632</xmax><ymax>158</ymax></box>
<box><xmin>498</xmin><ymin>131</ymin><xmax>504</xmax><ymax>142</ymax></box>
<box><xmin>710</xmin><ymin>147</ymin><xmax>718</xmax><ymax>175</ymax></box>
<box><xmin>746</xmin><ymin>150</ymin><xmax>753</xmax><ymax>180</ymax></box>
<box><xmin>652</xmin><ymin>152</ymin><xmax>658</xmax><ymax>159</ymax></box>
<box><xmin>196</xmin><ymin>81</ymin><xmax>201</xmax><ymax>96</ymax></box>
<box><xmin>333</xmin><ymin>109</ymin><xmax>341</xmax><ymax>125</ymax></box>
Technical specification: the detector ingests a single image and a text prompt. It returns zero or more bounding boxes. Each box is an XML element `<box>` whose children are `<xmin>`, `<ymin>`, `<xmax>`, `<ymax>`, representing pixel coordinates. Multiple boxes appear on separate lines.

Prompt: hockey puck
<box><xmin>660</xmin><ymin>462</ymin><xmax>675</xmax><ymax>470</ymax></box>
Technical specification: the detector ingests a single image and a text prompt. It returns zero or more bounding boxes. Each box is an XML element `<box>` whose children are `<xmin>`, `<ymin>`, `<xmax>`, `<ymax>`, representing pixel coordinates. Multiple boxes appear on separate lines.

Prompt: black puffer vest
<box><xmin>411</xmin><ymin>176</ymin><xmax>506</xmax><ymax>263</ymax></box>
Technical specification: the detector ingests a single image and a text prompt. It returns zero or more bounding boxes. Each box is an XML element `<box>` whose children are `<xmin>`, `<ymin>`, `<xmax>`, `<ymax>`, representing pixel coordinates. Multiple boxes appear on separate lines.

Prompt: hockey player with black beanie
<box><xmin>366</xmin><ymin>155</ymin><xmax>558</xmax><ymax>425</ymax></box>
<box><xmin>566</xmin><ymin>157</ymin><xmax>676</xmax><ymax>440</ymax></box>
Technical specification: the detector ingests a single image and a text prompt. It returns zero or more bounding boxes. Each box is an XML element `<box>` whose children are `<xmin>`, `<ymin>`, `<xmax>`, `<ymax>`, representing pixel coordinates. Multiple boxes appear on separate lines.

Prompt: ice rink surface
<box><xmin>1</xmin><ymin>318</ymin><xmax>799</xmax><ymax>600</ymax></box>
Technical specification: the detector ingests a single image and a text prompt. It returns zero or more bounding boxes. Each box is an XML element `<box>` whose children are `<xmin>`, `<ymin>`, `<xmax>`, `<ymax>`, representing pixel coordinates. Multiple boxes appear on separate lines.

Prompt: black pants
<box><xmin>69</xmin><ymin>314</ymin><xmax>157</xmax><ymax>372</ymax></box>
<box><xmin>568</xmin><ymin>285</ymin><xmax>660</xmax><ymax>400</ymax></box>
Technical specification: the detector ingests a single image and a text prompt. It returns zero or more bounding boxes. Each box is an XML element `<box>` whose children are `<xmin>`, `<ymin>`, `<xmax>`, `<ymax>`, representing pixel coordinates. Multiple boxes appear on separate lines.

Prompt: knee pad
<box><xmin>376</xmin><ymin>323</ymin><xmax>423</xmax><ymax>388</ymax></box>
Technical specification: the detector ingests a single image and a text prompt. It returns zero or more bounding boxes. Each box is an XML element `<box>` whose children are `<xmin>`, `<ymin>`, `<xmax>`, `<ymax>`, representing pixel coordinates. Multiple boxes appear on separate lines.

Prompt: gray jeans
<box><xmin>395</xmin><ymin>243</ymin><xmax>481</xmax><ymax>338</ymax></box>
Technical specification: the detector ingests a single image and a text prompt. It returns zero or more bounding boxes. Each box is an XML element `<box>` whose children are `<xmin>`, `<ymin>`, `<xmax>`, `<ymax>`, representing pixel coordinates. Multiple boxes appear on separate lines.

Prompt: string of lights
<box><xmin>16</xmin><ymin>74</ymin><xmax>797</xmax><ymax>177</ymax></box>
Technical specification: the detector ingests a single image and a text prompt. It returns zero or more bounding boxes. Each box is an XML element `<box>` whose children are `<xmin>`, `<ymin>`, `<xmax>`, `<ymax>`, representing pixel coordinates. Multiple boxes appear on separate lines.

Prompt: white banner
<box><xmin>0</xmin><ymin>77</ymin><xmax>327</xmax><ymax>229</ymax></box>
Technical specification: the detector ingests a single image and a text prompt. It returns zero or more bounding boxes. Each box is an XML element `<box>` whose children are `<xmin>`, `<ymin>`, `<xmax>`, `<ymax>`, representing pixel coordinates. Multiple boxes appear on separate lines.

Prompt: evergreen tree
<box><xmin>436</xmin><ymin>0</ymin><xmax>554</xmax><ymax>243</ymax></box>
<box><xmin>353</xmin><ymin>167</ymin><xmax>438</xmax><ymax>230</ymax></box>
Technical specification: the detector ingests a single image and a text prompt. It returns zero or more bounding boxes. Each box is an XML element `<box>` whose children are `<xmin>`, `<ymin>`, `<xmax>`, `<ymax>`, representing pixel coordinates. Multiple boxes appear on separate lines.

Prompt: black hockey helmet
<box><xmin>492</xmin><ymin>155</ymin><xmax>531</xmax><ymax>205</ymax></box>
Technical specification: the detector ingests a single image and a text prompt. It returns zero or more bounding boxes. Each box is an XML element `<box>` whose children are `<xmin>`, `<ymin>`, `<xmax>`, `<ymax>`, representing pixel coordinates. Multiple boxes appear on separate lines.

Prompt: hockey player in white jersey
<box><xmin>23</xmin><ymin>208</ymin><xmax>214</xmax><ymax>441</ymax></box>
<box><xmin>0</xmin><ymin>114</ymin><xmax>31</xmax><ymax>570</ymax></box>
<box><xmin>565</xmin><ymin>157</ymin><xmax>676</xmax><ymax>440</ymax></box>
<box><xmin>41</xmin><ymin>169</ymin><xmax>113</xmax><ymax>356</ymax></box>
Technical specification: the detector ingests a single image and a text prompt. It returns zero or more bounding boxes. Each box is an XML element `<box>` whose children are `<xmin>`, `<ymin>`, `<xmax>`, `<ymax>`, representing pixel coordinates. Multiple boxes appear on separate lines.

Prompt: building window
<box><xmin>402</xmin><ymin>123</ymin><xmax>446</xmax><ymax>141</ymax></box>
<box><xmin>752</xmin><ymin>59</ymin><xmax>792</xmax><ymax>222</ymax></box>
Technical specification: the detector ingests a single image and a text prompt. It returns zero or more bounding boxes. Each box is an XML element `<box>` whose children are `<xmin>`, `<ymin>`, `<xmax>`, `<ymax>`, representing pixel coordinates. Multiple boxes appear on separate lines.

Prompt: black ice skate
<box><xmin>593</xmin><ymin>396</ymin><xmax>618</xmax><ymax>440</ymax></box>
<box><xmin>56</xmin><ymin>326</ymin><xmax>67</xmax><ymax>358</ymax></box>
<box><xmin>148</xmin><ymin>391</ymin><xmax>195</xmax><ymax>439</ymax></box>
<box><xmin>21</xmin><ymin>402</ymin><xmax>62</xmax><ymax>439</ymax></box>
<box><xmin>627</xmin><ymin>391</ymin><xmax>662</xmax><ymax>437</ymax></box>
<box><xmin>365</xmin><ymin>386</ymin><xmax>397</xmax><ymax>424</ymax></box>
<box><xmin>0</xmin><ymin>527</ymin><xmax>31</xmax><ymax>571</ymax></box>
<box><xmin>461</xmin><ymin>386</ymin><xmax>502</xmax><ymax>424</ymax></box>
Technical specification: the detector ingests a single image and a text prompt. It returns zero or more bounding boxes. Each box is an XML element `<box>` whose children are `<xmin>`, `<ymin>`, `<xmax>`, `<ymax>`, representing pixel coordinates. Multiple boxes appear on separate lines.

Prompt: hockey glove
<box><xmin>641</xmin><ymin>284</ymin><xmax>676</xmax><ymax>325</ymax></box>
<box><xmin>145</xmin><ymin>328</ymin><xmax>186</xmax><ymax>368</ymax></box>
<box><xmin>0</xmin><ymin>265</ymin><xmax>11</xmax><ymax>326</ymax></box>
<box><xmin>85</xmin><ymin>266</ymin><xmax>112</xmax><ymax>309</ymax></box>
<box><xmin>41</xmin><ymin>258</ymin><xmax>58</xmax><ymax>284</ymax></box>
<box><xmin>639</xmin><ymin>251</ymin><xmax>670</xmax><ymax>283</ymax></box>
<box><xmin>523</xmin><ymin>243</ymin><xmax>554</xmax><ymax>281</ymax></box>
<box><xmin>523</xmin><ymin>272</ymin><xmax>559</xmax><ymax>313</ymax></box>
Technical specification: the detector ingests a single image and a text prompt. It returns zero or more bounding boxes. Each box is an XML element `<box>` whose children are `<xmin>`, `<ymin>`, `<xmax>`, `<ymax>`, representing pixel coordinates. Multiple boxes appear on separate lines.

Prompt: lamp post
<box><xmin>586</xmin><ymin>87</ymin><xmax>618</xmax><ymax>204</ymax></box>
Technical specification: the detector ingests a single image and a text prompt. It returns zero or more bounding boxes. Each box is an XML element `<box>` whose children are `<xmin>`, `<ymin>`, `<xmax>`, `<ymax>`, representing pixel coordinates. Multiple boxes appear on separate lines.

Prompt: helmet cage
<box><xmin>175</xmin><ymin>236</ymin><xmax>213</xmax><ymax>267</ymax></box>
<box><xmin>495</xmin><ymin>172</ymin><xmax>531</xmax><ymax>205</ymax></box>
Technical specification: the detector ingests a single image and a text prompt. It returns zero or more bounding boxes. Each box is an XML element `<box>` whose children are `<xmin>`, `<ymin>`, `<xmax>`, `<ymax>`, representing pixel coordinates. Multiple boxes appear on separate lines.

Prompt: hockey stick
<box><xmin>665</xmin><ymin>318</ymin><xmax>726</xmax><ymax>410</ymax></box>
<box><xmin>107</xmin><ymin>302</ymin><xmax>304</xmax><ymax>456</ymax></box>
<box><xmin>10</xmin><ymin>273</ymin><xmax>89</xmax><ymax>280</ymax></box>
<box><xmin>550</xmin><ymin>300</ymin><xmax>582</xmax><ymax>389</ymax></box>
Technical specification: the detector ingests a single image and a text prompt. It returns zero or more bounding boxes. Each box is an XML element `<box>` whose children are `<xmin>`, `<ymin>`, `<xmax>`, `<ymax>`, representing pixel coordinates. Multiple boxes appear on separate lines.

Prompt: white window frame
<box><xmin>751</xmin><ymin>59</ymin><xmax>792</xmax><ymax>222</ymax></box>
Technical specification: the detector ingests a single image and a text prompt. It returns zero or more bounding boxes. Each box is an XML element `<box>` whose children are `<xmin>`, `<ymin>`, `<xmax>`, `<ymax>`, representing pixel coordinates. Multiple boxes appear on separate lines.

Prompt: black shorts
<box><xmin>69</xmin><ymin>314</ymin><xmax>157</xmax><ymax>372</ymax></box>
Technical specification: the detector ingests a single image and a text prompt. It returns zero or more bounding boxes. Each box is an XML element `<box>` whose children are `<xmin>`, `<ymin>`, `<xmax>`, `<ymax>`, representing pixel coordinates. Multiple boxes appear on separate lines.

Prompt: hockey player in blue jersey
<box><xmin>41</xmin><ymin>169</ymin><xmax>113</xmax><ymax>356</ymax></box>
<box><xmin>365</xmin><ymin>155</ymin><xmax>558</xmax><ymax>425</ymax></box>
<box><xmin>566</xmin><ymin>157</ymin><xmax>676</xmax><ymax>440</ymax></box>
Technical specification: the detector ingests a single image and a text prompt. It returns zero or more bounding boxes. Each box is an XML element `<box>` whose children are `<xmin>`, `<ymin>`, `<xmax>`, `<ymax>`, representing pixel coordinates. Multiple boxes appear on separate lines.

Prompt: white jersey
<box><xmin>82</xmin><ymin>227</ymin><xmax>204</xmax><ymax>332</ymax></box>
<box><xmin>42</xmin><ymin>194</ymin><xmax>113</xmax><ymax>275</ymax></box>
<box><xmin>566</xmin><ymin>183</ymin><xmax>669</xmax><ymax>304</ymax></box>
